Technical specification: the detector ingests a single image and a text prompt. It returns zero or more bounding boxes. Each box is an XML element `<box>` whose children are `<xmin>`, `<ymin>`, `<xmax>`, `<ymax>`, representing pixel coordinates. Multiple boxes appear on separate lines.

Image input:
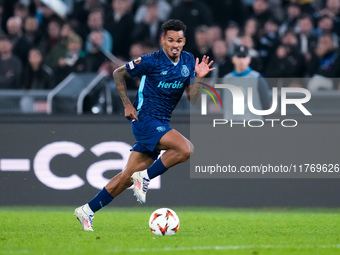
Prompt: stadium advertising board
<box><xmin>1</xmin><ymin>117</ymin><xmax>340</xmax><ymax>207</ymax></box>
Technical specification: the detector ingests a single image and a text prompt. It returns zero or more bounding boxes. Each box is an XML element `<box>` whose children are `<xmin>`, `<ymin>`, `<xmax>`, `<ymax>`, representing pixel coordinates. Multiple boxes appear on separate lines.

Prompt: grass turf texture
<box><xmin>0</xmin><ymin>207</ymin><xmax>340</xmax><ymax>255</ymax></box>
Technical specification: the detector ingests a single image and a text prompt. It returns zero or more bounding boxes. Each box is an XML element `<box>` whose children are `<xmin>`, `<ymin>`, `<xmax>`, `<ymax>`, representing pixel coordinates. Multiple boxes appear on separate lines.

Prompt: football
<box><xmin>149</xmin><ymin>208</ymin><xmax>180</xmax><ymax>236</ymax></box>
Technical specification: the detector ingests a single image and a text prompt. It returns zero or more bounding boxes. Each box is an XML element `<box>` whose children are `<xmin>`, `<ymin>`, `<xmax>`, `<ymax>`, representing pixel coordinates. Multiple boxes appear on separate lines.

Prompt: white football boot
<box><xmin>74</xmin><ymin>204</ymin><xmax>94</xmax><ymax>231</ymax></box>
<box><xmin>131</xmin><ymin>170</ymin><xmax>150</xmax><ymax>204</ymax></box>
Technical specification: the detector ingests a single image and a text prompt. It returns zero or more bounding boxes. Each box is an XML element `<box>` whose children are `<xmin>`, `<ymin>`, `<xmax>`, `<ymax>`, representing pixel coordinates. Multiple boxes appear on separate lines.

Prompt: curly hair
<box><xmin>161</xmin><ymin>19</ymin><xmax>187</xmax><ymax>37</ymax></box>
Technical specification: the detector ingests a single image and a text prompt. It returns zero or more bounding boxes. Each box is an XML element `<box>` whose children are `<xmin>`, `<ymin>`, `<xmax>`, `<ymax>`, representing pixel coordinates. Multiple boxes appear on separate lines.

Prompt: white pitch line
<box><xmin>108</xmin><ymin>244</ymin><xmax>340</xmax><ymax>253</ymax></box>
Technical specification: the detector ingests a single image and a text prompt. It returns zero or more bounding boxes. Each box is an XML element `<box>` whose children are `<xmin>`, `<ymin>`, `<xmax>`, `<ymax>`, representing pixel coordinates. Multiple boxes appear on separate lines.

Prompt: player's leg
<box><xmin>105</xmin><ymin>151</ymin><xmax>154</xmax><ymax>197</ymax></box>
<box><xmin>132</xmin><ymin>129</ymin><xmax>193</xmax><ymax>204</ymax></box>
<box><xmin>156</xmin><ymin>129</ymin><xmax>193</xmax><ymax>168</ymax></box>
<box><xmin>145</xmin><ymin>129</ymin><xmax>192</xmax><ymax>179</ymax></box>
<box><xmin>74</xmin><ymin>151</ymin><xmax>154</xmax><ymax>231</ymax></box>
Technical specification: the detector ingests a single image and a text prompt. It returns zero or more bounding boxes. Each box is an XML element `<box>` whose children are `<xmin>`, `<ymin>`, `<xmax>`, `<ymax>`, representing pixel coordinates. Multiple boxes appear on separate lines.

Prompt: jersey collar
<box><xmin>232</xmin><ymin>67</ymin><xmax>252</xmax><ymax>77</ymax></box>
<box><xmin>162</xmin><ymin>49</ymin><xmax>180</xmax><ymax>66</ymax></box>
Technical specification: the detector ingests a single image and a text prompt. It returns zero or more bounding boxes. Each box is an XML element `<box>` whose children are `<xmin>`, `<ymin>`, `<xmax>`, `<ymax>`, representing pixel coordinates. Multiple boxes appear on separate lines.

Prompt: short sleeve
<box><xmin>185</xmin><ymin>53</ymin><xmax>196</xmax><ymax>86</ymax></box>
<box><xmin>126</xmin><ymin>54</ymin><xmax>153</xmax><ymax>77</ymax></box>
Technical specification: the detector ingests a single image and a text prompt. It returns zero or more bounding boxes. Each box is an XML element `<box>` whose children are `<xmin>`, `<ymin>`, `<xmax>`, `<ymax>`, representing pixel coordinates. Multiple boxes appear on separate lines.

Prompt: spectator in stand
<box><xmin>242</xmin><ymin>17</ymin><xmax>260</xmax><ymax>47</ymax></box>
<box><xmin>281</xmin><ymin>0</ymin><xmax>315</xmax><ymax>15</ymax></box>
<box><xmin>40</xmin><ymin>19</ymin><xmax>62</xmax><ymax>54</ymax></box>
<box><xmin>46</xmin><ymin>22</ymin><xmax>77</xmax><ymax>73</ymax></box>
<box><xmin>207</xmin><ymin>25</ymin><xmax>223</xmax><ymax>48</ymax></box>
<box><xmin>6</xmin><ymin>16</ymin><xmax>32</xmax><ymax>67</ymax></box>
<box><xmin>210</xmin><ymin>39</ymin><xmax>233</xmax><ymax>78</ymax></box>
<box><xmin>280</xmin><ymin>30</ymin><xmax>306</xmax><ymax>77</ymax></box>
<box><xmin>134</xmin><ymin>0</ymin><xmax>172</xmax><ymax>24</ymax></box>
<box><xmin>189</xmin><ymin>25</ymin><xmax>213</xmax><ymax>61</ymax></box>
<box><xmin>264</xmin><ymin>30</ymin><xmax>305</xmax><ymax>78</ymax></box>
<box><xmin>13</xmin><ymin>2</ymin><xmax>29</xmax><ymax>20</ymax></box>
<box><xmin>314</xmin><ymin>0</ymin><xmax>340</xmax><ymax>36</ymax></box>
<box><xmin>0</xmin><ymin>35</ymin><xmax>22</xmax><ymax>89</ymax></box>
<box><xmin>320</xmin><ymin>0</ymin><xmax>340</xmax><ymax>19</ymax></box>
<box><xmin>21</xmin><ymin>47</ymin><xmax>54</xmax><ymax>90</ymax></box>
<box><xmin>314</xmin><ymin>15</ymin><xmax>339</xmax><ymax>43</ymax></box>
<box><xmin>238</xmin><ymin>35</ymin><xmax>264</xmax><ymax>72</ymax></box>
<box><xmin>249</xmin><ymin>0</ymin><xmax>273</xmax><ymax>30</ymax></box>
<box><xmin>169</xmin><ymin>0</ymin><xmax>213</xmax><ymax>50</ymax></box>
<box><xmin>223</xmin><ymin>45</ymin><xmax>270</xmax><ymax>120</ymax></box>
<box><xmin>129</xmin><ymin>41</ymin><xmax>158</xmax><ymax>61</ymax></box>
<box><xmin>55</xmin><ymin>34</ymin><xmax>86</xmax><ymax>84</ymax></box>
<box><xmin>23</xmin><ymin>16</ymin><xmax>42</xmax><ymax>47</ymax></box>
<box><xmin>297</xmin><ymin>14</ymin><xmax>318</xmax><ymax>60</ymax></box>
<box><xmin>71</xmin><ymin>0</ymin><xmax>103</xmax><ymax>40</ymax></box>
<box><xmin>131</xmin><ymin>0</ymin><xmax>162</xmax><ymax>47</ymax></box>
<box><xmin>279</xmin><ymin>3</ymin><xmax>301</xmax><ymax>36</ymax></box>
<box><xmin>129</xmin><ymin>42</ymin><xmax>145</xmax><ymax>61</ymax></box>
<box><xmin>264</xmin><ymin>44</ymin><xmax>293</xmax><ymax>78</ymax></box>
<box><xmin>28</xmin><ymin>0</ymin><xmax>44</xmax><ymax>26</ymax></box>
<box><xmin>85</xmin><ymin>30</ymin><xmax>108</xmax><ymax>72</ymax></box>
<box><xmin>85</xmin><ymin>9</ymin><xmax>113</xmax><ymax>54</ymax></box>
<box><xmin>104</xmin><ymin>0</ymin><xmax>134</xmax><ymax>60</ymax></box>
<box><xmin>39</xmin><ymin>2</ymin><xmax>63</xmax><ymax>39</ymax></box>
<box><xmin>224</xmin><ymin>21</ymin><xmax>240</xmax><ymax>56</ymax></box>
<box><xmin>257</xmin><ymin>18</ymin><xmax>281</xmax><ymax>68</ymax></box>
<box><xmin>307</xmin><ymin>33</ymin><xmax>340</xmax><ymax>89</ymax></box>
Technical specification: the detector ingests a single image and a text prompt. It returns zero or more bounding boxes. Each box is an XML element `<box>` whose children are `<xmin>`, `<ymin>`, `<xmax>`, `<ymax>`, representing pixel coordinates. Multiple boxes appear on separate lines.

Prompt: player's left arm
<box><xmin>186</xmin><ymin>55</ymin><xmax>215</xmax><ymax>104</ymax></box>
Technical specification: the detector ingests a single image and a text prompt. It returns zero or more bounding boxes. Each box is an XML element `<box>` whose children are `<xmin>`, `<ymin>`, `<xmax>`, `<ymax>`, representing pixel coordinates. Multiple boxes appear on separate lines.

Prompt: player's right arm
<box><xmin>113</xmin><ymin>65</ymin><xmax>138</xmax><ymax>121</ymax></box>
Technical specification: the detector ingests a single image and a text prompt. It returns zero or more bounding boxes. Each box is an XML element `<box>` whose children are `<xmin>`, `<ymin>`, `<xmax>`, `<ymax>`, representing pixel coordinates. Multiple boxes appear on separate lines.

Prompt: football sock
<box><xmin>88</xmin><ymin>187</ymin><xmax>114</xmax><ymax>213</ymax></box>
<box><xmin>146</xmin><ymin>158</ymin><xmax>168</xmax><ymax>179</ymax></box>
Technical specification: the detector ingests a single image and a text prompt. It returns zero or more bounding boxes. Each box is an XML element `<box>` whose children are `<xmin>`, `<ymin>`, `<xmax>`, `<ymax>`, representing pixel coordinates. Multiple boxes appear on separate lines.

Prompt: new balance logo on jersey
<box><xmin>158</xmin><ymin>81</ymin><xmax>183</xmax><ymax>89</ymax></box>
<box><xmin>160</xmin><ymin>71</ymin><xmax>168</xmax><ymax>75</ymax></box>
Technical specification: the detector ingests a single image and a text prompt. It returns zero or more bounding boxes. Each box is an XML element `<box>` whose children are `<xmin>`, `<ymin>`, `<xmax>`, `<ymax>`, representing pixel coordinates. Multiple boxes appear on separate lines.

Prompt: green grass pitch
<box><xmin>1</xmin><ymin>207</ymin><xmax>340</xmax><ymax>255</ymax></box>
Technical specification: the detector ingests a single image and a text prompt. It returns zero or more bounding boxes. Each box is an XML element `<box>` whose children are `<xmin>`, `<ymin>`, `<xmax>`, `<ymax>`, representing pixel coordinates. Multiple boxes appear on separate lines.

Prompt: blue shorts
<box><xmin>130</xmin><ymin>118</ymin><xmax>172</xmax><ymax>160</ymax></box>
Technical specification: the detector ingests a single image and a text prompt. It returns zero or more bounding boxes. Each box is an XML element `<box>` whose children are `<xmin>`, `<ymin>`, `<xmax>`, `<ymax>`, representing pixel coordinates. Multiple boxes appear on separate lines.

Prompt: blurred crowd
<box><xmin>0</xmin><ymin>0</ymin><xmax>340</xmax><ymax>90</ymax></box>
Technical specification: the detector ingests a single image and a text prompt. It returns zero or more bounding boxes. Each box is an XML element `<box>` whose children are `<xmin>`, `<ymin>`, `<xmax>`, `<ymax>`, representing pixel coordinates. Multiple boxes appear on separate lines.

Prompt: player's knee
<box><xmin>178</xmin><ymin>142</ymin><xmax>193</xmax><ymax>163</ymax></box>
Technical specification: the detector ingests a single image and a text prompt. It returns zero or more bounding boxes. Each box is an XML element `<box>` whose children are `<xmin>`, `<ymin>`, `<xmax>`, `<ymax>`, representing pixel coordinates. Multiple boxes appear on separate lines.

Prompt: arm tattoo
<box><xmin>113</xmin><ymin>65</ymin><xmax>132</xmax><ymax>106</ymax></box>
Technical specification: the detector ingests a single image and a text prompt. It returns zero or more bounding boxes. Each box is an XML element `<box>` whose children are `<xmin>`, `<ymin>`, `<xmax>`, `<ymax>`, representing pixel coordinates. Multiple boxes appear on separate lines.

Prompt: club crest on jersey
<box><xmin>181</xmin><ymin>65</ymin><xmax>189</xmax><ymax>77</ymax></box>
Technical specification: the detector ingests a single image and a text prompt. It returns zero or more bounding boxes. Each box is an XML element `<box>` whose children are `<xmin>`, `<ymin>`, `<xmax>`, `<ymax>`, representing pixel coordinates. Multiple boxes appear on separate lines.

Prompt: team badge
<box><xmin>181</xmin><ymin>65</ymin><xmax>189</xmax><ymax>77</ymax></box>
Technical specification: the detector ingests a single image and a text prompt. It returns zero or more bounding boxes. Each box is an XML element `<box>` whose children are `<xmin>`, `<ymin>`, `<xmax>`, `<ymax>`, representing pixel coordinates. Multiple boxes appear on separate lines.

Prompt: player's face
<box><xmin>161</xmin><ymin>30</ymin><xmax>186</xmax><ymax>62</ymax></box>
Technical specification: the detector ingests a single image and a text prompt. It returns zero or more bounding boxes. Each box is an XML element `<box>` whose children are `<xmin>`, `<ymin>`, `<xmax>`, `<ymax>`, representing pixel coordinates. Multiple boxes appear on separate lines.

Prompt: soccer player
<box><xmin>74</xmin><ymin>19</ymin><xmax>214</xmax><ymax>231</ymax></box>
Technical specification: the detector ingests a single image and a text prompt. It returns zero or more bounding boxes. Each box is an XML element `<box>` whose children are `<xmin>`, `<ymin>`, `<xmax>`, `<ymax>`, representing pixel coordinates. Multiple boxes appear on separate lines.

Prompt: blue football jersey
<box><xmin>126</xmin><ymin>49</ymin><xmax>196</xmax><ymax>124</ymax></box>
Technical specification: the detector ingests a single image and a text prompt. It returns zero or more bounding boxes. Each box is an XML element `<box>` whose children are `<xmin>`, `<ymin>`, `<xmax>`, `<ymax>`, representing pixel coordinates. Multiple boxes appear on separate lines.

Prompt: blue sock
<box><xmin>147</xmin><ymin>158</ymin><xmax>168</xmax><ymax>179</ymax></box>
<box><xmin>88</xmin><ymin>187</ymin><xmax>114</xmax><ymax>213</ymax></box>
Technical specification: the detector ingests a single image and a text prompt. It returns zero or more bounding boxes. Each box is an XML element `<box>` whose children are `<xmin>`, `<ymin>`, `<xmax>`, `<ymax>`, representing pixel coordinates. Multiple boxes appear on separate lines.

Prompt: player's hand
<box><xmin>124</xmin><ymin>104</ymin><xmax>138</xmax><ymax>121</ymax></box>
<box><xmin>195</xmin><ymin>55</ymin><xmax>215</xmax><ymax>78</ymax></box>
